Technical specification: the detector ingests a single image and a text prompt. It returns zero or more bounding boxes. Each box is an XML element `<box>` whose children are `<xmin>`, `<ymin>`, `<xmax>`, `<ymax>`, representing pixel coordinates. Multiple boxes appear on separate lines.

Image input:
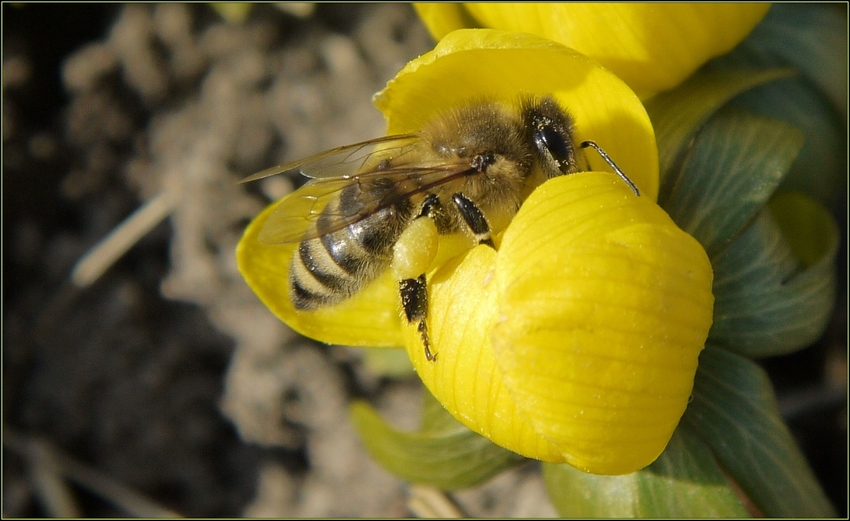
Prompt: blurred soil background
<box><xmin>2</xmin><ymin>3</ymin><xmax>846</xmax><ymax>517</ymax></box>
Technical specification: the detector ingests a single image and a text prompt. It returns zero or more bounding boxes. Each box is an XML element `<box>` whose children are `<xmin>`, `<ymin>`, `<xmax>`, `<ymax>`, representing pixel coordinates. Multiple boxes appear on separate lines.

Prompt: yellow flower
<box><xmin>237</xmin><ymin>29</ymin><xmax>714</xmax><ymax>474</ymax></box>
<box><xmin>415</xmin><ymin>3</ymin><xmax>771</xmax><ymax>97</ymax></box>
<box><xmin>404</xmin><ymin>172</ymin><xmax>713</xmax><ymax>474</ymax></box>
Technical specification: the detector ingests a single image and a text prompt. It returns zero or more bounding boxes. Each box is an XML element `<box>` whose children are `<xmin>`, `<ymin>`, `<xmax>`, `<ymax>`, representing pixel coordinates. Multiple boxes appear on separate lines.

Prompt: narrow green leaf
<box><xmin>684</xmin><ymin>346</ymin><xmax>837</xmax><ymax>517</ymax></box>
<box><xmin>663</xmin><ymin>107</ymin><xmax>804</xmax><ymax>257</ymax></box>
<box><xmin>350</xmin><ymin>392</ymin><xmax>525</xmax><ymax>490</ymax></box>
<box><xmin>418</xmin><ymin>383</ymin><xmax>467</xmax><ymax>433</ymax></box>
<box><xmin>645</xmin><ymin>68</ymin><xmax>794</xmax><ymax>206</ymax></box>
<box><xmin>768</xmin><ymin>191</ymin><xmax>841</xmax><ymax>270</ymax></box>
<box><xmin>709</xmin><ymin>193</ymin><xmax>838</xmax><ymax>357</ymax></box>
<box><xmin>543</xmin><ymin>423</ymin><xmax>748</xmax><ymax>517</ymax></box>
<box><xmin>361</xmin><ymin>348</ymin><xmax>414</xmax><ymax>378</ymax></box>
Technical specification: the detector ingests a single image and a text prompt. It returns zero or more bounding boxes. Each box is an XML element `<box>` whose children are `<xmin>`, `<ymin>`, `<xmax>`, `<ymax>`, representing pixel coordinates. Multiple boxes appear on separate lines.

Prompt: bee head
<box><xmin>523</xmin><ymin>97</ymin><xmax>588</xmax><ymax>178</ymax></box>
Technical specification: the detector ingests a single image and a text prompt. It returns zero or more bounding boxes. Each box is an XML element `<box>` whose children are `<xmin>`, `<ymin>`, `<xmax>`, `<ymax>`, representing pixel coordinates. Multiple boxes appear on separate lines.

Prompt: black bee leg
<box><xmin>452</xmin><ymin>193</ymin><xmax>495</xmax><ymax>247</ymax></box>
<box><xmin>395</xmin><ymin>194</ymin><xmax>441</xmax><ymax>362</ymax></box>
<box><xmin>399</xmin><ymin>274</ymin><xmax>435</xmax><ymax>361</ymax></box>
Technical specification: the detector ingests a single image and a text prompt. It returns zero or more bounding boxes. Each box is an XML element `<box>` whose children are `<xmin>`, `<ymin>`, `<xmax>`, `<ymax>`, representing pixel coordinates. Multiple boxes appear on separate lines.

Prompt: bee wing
<box><xmin>239</xmin><ymin>134</ymin><xmax>421</xmax><ymax>184</ymax></box>
<box><xmin>257</xmin><ymin>161</ymin><xmax>479</xmax><ymax>245</ymax></box>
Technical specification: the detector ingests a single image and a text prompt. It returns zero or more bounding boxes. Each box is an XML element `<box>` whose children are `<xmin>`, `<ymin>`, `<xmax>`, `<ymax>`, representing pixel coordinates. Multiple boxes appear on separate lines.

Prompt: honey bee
<box><xmin>241</xmin><ymin>96</ymin><xmax>639</xmax><ymax>362</ymax></box>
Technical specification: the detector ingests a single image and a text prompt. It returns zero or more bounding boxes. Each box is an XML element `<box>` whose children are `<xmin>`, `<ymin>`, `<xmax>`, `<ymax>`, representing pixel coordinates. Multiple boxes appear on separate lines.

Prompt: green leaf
<box><xmin>543</xmin><ymin>423</ymin><xmax>749</xmax><ymax>517</ymax></box>
<box><xmin>713</xmin><ymin>3</ymin><xmax>847</xmax><ymax>119</ymax></box>
<box><xmin>361</xmin><ymin>348</ymin><xmax>415</xmax><ymax>378</ymax></box>
<box><xmin>417</xmin><ymin>385</ymin><xmax>468</xmax><ymax>434</ymax></box>
<box><xmin>662</xmin><ymin>107</ymin><xmax>804</xmax><ymax>257</ymax></box>
<box><xmin>768</xmin><ymin>191</ymin><xmax>841</xmax><ymax>270</ymax></box>
<box><xmin>709</xmin><ymin>193</ymin><xmax>838</xmax><ymax>357</ymax></box>
<box><xmin>701</xmin><ymin>5</ymin><xmax>847</xmax><ymax>210</ymax></box>
<box><xmin>664</xmin><ymin>108</ymin><xmax>803</xmax><ymax>257</ymax></box>
<box><xmin>350</xmin><ymin>391</ymin><xmax>525</xmax><ymax>490</ymax></box>
<box><xmin>728</xmin><ymin>78</ymin><xmax>846</xmax><ymax>211</ymax></box>
<box><xmin>683</xmin><ymin>346</ymin><xmax>837</xmax><ymax>517</ymax></box>
<box><xmin>645</xmin><ymin>68</ymin><xmax>794</xmax><ymax>206</ymax></box>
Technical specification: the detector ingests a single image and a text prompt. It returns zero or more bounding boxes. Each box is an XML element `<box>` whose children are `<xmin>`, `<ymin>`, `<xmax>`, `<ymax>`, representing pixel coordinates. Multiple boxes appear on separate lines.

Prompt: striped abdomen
<box><xmin>289</xmin><ymin>180</ymin><xmax>415</xmax><ymax>309</ymax></box>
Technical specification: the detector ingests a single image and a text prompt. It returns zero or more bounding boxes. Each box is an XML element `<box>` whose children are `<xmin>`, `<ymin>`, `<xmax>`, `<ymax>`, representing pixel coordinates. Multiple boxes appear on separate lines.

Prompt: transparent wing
<box><xmin>257</xmin><ymin>161</ymin><xmax>479</xmax><ymax>245</ymax></box>
<box><xmin>239</xmin><ymin>134</ymin><xmax>421</xmax><ymax>184</ymax></box>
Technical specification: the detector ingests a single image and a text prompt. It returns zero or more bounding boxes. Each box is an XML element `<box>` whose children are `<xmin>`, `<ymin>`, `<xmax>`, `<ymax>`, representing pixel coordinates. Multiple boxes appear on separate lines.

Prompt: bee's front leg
<box><xmin>393</xmin><ymin>195</ymin><xmax>441</xmax><ymax>362</ymax></box>
<box><xmin>452</xmin><ymin>193</ymin><xmax>495</xmax><ymax>248</ymax></box>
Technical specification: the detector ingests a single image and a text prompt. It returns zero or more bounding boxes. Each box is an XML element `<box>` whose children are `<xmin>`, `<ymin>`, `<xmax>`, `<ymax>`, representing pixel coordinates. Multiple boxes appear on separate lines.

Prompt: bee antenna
<box><xmin>580</xmin><ymin>141</ymin><xmax>640</xmax><ymax>197</ymax></box>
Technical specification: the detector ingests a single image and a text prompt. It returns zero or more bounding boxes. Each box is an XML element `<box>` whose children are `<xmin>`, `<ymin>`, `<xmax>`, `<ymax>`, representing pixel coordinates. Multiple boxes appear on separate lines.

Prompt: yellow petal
<box><xmin>376</xmin><ymin>28</ymin><xmax>659</xmax><ymax>200</ymax></box>
<box><xmin>405</xmin><ymin>172</ymin><xmax>714</xmax><ymax>474</ymax></box>
<box><xmin>413</xmin><ymin>4</ymin><xmax>475</xmax><ymax>42</ymax></box>
<box><xmin>417</xmin><ymin>3</ymin><xmax>771</xmax><ymax>97</ymax></box>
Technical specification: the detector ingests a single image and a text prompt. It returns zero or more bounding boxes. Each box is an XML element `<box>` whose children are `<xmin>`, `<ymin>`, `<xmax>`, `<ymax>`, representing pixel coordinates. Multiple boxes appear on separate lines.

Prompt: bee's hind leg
<box><xmin>399</xmin><ymin>275</ymin><xmax>435</xmax><ymax>361</ymax></box>
<box><xmin>396</xmin><ymin>193</ymin><xmax>495</xmax><ymax>362</ymax></box>
<box><xmin>393</xmin><ymin>195</ymin><xmax>441</xmax><ymax>362</ymax></box>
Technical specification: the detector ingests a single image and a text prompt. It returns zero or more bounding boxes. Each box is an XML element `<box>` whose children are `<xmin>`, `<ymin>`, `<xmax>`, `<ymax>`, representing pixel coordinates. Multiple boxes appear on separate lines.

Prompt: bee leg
<box><xmin>452</xmin><ymin>193</ymin><xmax>495</xmax><ymax>248</ymax></box>
<box><xmin>399</xmin><ymin>275</ymin><xmax>435</xmax><ymax>361</ymax></box>
<box><xmin>394</xmin><ymin>195</ymin><xmax>441</xmax><ymax>362</ymax></box>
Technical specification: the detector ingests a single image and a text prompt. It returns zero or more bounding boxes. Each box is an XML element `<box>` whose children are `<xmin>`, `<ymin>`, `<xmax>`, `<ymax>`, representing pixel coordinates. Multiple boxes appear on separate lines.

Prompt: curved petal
<box><xmin>416</xmin><ymin>4</ymin><xmax>770</xmax><ymax>97</ymax></box>
<box><xmin>376</xmin><ymin>29</ymin><xmax>659</xmax><ymax>200</ymax></box>
<box><xmin>405</xmin><ymin>172</ymin><xmax>714</xmax><ymax>474</ymax></box>
<box><xmin>413</xmin><ymin>4</ymin><xmax>475</xmax><ymax>41</ymax></box>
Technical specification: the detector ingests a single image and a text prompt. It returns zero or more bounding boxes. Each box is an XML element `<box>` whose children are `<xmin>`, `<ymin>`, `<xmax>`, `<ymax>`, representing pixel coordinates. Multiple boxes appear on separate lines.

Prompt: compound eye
<box><xmin>534</xmin><ymin>124</ymin><xmax>572</xmax><ymax>172</ymax></box>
